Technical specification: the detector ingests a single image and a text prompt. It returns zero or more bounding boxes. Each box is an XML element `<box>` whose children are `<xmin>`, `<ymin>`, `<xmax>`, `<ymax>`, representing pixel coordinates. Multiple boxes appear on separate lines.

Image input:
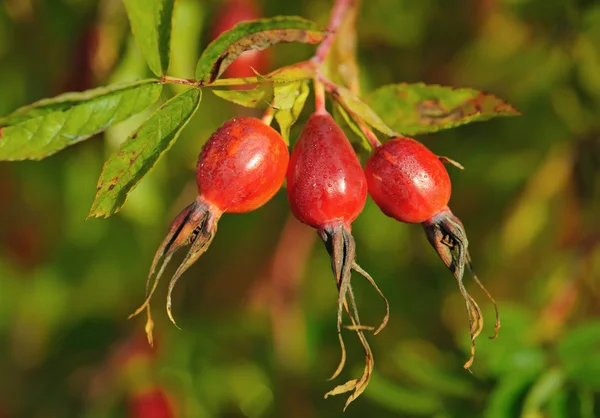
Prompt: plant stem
<box><xmin>161</xmin><ymin>76</ymin><xmax>201</xmax><ymax>87</ymax></box>
<box><xmin>312</xmin><ymin>0</ymin><xmax>355</xmax><ymax>66</ymax></box>
<box><xmin>162</xmin><ymin>75</ymin><xmax>265</xmax><ymax>87</ymax></box>
<box><xmin>317</xmin><ymin>73</ymin><xmax>382</xmax><ymax>148</ymax></box>
<box><xmin>355</xmin><ymin>117</ymin><xmax>382</xmax><ymax>149</ymax></box>
<box><xmin>314</xmin><ymin>79</ymin><xmax>327</xmax><ymax>114</ymax></box>
<box><xmin>261</xmin><ymin>105</ymin><xmax>275</xmax><ymax>125</ymax></box>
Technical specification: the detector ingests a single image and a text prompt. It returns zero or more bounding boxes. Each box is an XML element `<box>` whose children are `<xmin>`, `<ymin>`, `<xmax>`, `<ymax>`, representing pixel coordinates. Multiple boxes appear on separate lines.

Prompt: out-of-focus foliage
<box><xmin>0</xmin><ymin>0</ymin><xmax>599</xmax><ymax>417</ymax></box>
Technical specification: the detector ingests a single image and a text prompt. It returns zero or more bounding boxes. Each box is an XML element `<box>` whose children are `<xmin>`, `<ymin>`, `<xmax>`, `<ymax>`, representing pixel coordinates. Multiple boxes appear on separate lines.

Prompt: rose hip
<box><xmin>130</xmin><ymin>117</ymin><xmax>288</xmax><ymax>343</ymax></box>
<box><xmin>287</xmin><ymin>110</ymin><xmax>388</xmax><ymax>408</ymax></box>
<box><xmin>365</xmin><ymin>137</ymin><xmax>500</xmax><ymax>369</ymax></box>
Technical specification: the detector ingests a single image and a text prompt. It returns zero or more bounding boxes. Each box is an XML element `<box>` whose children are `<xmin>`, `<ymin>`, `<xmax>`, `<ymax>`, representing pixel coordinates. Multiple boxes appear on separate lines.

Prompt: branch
<box><xmin>312</xmin><ymin>0</ymin><xmax>356</xmax><ymax>67</ymax></box>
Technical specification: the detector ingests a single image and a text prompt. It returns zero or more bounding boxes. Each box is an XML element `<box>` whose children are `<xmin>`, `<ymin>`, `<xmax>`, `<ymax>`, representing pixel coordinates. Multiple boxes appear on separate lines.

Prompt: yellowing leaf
<box><xmin>195</xmin><ymin>16</ymin><xmax>325</xmax><ymax>84</ymax></box>
<box><xmin>365</xmin><ymin>83</ymin><xmax>520</xmax><ymax>135</ymax></box>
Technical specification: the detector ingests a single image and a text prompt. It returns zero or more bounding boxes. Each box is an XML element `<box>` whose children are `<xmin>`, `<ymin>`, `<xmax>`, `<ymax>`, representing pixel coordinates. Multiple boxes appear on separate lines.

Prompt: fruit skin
<box><xmin>197</xmin><ymin>117</ymin><xmax>289</xmax><ymax>213</ymax></box>
<box><xmin>211</xmin><ymin>0</ymin><xmax>270</xmax><ymax>78</ymax></box>
<box><xmin>287</xmin><ymin>112</ymin><xmax>367</xmax><ymax>228</ymax></box>
<box><xmin>365</xmin><ymin>137</ymin><xmax>451</xmax><ymax>224</ymax></box>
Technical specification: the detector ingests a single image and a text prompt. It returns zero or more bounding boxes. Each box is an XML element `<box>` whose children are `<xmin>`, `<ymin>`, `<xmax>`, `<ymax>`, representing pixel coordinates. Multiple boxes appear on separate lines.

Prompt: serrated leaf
<box><xmin>365</xmin><ymin>83</ymin><xmax>520</xmax><ymax>135</ymax></box>
<box><xmin>195</xmin><ymin>16</ymin><xmax>325</xmax><ymax>84</ymax></box>
<box><xmin>333</xmin><ymin>102</ymin><xmax>372</xmax><ymax>152</ymax></box>
<box><xmin>273</xmin><ymin>80</ymin><xmax>310</xmax><ymax>144</ymax></box>
<box><xmin>0</xmin><ymin>80</ymin><xmax>163</xmax><ymax>161</ymax></box>
<box><xmin>266</xmin><ymin>62</ymin><xmax>317</xmax><ymax>83</ymax></box>
<box><xmin>89</xmin><ymin>88</ymin><xmax>201</xmax><ymax>219</ymax></box>
<box><xmin>334</xmin><ymin>86</ymin><xmax>399</xmax><ymax>137</ymax></box>
<box><xmin>123</xmin><ymin>0</ymin><xmax>174</xmax><ymax>76</ymax></box>
<box><xmin>212</xmin><ymin>84</ymin><xmax>273</xmax><ymax>108</ymax></box>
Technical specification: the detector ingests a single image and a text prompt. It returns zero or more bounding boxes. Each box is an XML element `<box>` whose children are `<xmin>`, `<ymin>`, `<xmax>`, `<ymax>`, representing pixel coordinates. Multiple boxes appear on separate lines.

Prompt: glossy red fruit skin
<box><xmin>211</xmin><ymin>0</ymin><xmax>270</xmax><ymax>78</ymax></box>
<box><xmin>196</xmin><ymin>117</ymin><xmax>289</xmax><ymax>213</ymax></box>
<box><xmin>287</xmin><ymin>112</ymin><xmax>367</xmax><ymax>228</ymax></box>
<box><xmin>365</xmin><ymin>137</ymin><xmax>451</xmax><ymax>224</ymax></box>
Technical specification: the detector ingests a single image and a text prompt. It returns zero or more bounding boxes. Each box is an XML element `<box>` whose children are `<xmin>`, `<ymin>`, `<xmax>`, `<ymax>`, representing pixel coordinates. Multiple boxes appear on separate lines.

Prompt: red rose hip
<box><xmin>287</xmin><ymin>111</ymin><xmax>388</xmax><ymax>409</ymax></box>
<box><xmin>131</xmin><ymin>117</ymin><xmax>288</xmax><ymax>343</ymax></box>
<box><xmin>365</xmin><ymin>138</ymin><xmax>451</xmax><ymax>223</ymax></box>
<box><xmin>365</xmin><ymin>137</ymin><xmax>499</xmax><ymax>369</ymax></box>
<box><xmin>287</xmin><ymin>112</ymin><xmax>367</xmax><ymax>228</ymax></box>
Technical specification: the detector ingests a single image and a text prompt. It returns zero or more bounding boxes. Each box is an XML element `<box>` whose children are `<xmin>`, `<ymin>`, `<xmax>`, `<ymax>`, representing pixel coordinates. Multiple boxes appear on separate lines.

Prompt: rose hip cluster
<box><xmin>131</xmin><ymin>105</ymin><xmax>499</xmax><ymax>406</ymax></box>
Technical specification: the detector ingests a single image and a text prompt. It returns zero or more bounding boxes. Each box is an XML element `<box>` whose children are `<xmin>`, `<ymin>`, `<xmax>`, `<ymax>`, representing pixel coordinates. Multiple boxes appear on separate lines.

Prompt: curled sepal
<box><xmin>423</xmin><ymin>207</ymin><xmax>500</xmax><ymax>370</ymax></box>
<box><xmin>319</xmin><ymin>223</ymin><xmax>383</xmax><ymax>409</ymax></box>
<box><xmin>129</xmin><ymin>197</ymin><xmax>221</xmax><ymax>345</ymax></box>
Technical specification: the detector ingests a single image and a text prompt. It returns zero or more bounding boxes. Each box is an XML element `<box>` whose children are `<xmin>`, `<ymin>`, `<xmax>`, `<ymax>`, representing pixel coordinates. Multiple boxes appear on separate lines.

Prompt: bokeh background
<box><xmin>1</xmin><ymin>0</ymin><xmax>600</xmax><ymax>417</ymax></box>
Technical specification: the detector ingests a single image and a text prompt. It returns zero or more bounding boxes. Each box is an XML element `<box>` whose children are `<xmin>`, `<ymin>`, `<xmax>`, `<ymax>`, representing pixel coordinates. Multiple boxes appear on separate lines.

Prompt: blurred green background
<box><xmin>1</xmin><ymin>0</ymin><xmax>600</xmax><ymax>417</ymax></box>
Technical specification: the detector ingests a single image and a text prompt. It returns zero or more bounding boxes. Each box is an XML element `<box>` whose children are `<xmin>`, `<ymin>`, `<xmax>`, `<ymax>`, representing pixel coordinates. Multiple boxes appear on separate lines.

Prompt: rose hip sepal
<box><xmin>365</xmin><ymin>137</ymin><xmax>500</xmax><ymax>370</ymax></box>
<box><xmin>287</xmin><ymin>110</ymin><xmax>388</xmax><ymax>409</ymax></box>
<box><xmin>130</xmin><ymin>117</ymin><xmax>289</xmax><ymax>344</ymax></box>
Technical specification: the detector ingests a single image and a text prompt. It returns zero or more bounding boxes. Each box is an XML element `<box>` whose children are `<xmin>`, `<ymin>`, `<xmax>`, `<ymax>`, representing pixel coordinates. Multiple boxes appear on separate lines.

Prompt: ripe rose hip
<box><xmin>365</xmin><ymin>137</ymin><xmax>499</xmax><ymax>369</ymax></box>
<box><xmin>211</xmin><ymin>0</ymin><xmax>270</xmax><ymax>78</ymax></box>
<box><xmin>365</xmin><ymin>138</ymin><xmax>451</xmax><ymax>223</ymax></box>
<box><xmin>131</xmin><ymin>117</ymin><xmax>288</xmax><ymax>342</ymax></box>
<box><xmin>287</xmin><ymin>110</ymin><xmax>388</xmax><ymax>408</ymax></box>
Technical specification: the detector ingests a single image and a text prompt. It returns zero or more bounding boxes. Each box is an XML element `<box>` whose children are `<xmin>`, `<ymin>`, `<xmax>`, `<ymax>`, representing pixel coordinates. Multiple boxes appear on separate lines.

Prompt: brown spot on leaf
<box><xmin>132</xmin><ymin>133</ymin><xmax>138</xmax><ymax>140</ymax></box>
<box><xmin>118</xmin><ymin>151</ymin><xmax>124</xmax><ymax>157</ymax></box>
<box><xmin>108</xmin><ymin>184</ymin><xmax>115</xmax><ymax>191</ymax></box>
<box><xmin>129</xmin><ymin>159</ymin><xmax>136</xmax><ymax>164</ymax></box>
<box><xmin>0</xmin><ymin>127</ymin><xmax>3</xmax><ymax>138</ymax></box>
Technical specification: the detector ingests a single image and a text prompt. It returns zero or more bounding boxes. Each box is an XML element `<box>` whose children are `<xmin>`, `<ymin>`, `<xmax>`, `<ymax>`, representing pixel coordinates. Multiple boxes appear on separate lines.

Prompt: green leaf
<box><xmin>123</xmin><ymin>0</ymin><xmax>174</xmax><ymax>76</ymax></box>
<box><xmin>0</xmin><ymin>80</ymin><xmax>163</xmax><ymax>161</ymax></box>
<box><xmin>88</xmin><ymin>88</ymin><xmax>201</xmax><ymax>219</ymax></box>
<box><xmin>212</xmin><ymin>85</ymin><xmax>273</xmax><ymax>108</ymax></box>
<box><xmin>365</xmin><ymin>83</ymin><xmax>520</xmax><ymax>136</ymax></box>
<box><xmin>273</xmin><ymin>80</ymin><xmax>310</xmax><ymax>144</ymax></box>
<box><xmin>265</xmin><ymin>62</ymin><xmax>317</xmax><ymax>83</ymax></box>
<box><xmin>522</xmin><ymin>369</ymin><xmax>565</xmax><ymax>417</ymax></box>
<box><xmin>391</xmin><ymin>342</ymin><xmax>476</xmax><ymax>399</ymax></box>
<box><xmin>485</xmin><ymin>370</ymin><xmax>540</xmax><ymax>418</ymax></box>
<box><xmin>195</xmin><ymin>16</ymin><xmax>325</xmax><ymax>84</ymax></box>
<box><xmin>557</xmin><ymin>321</ymin><xmax>600</xmax><ymax>389</ymax></box>
<box><xmin>333</xmin><ymin>102</ymin><xmax>373</xmax><ymax>152</ymax></box>
<box><xmin>334</xmin><ymin>86</ymin><xmax>399</xmax><ymax>137</ymax></box>
<box><xmin>364</xmin><ymin>372</ymin><xmax>443</xmax><ymax>416</ymax></box>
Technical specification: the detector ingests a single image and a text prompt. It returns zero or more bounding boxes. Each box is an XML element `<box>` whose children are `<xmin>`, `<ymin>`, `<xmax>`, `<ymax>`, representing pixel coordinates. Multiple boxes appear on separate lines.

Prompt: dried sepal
<box><xmin>439</xmin><ymin>155</ymin><xmax>464</xmax><ymax>170</ymax></box>
<box><xmin>129</xmin><ymin>197</ymin><xmax>220</xmax><ymax>344</ymax></box>
<box><xmin>423</xmin><ymin>208</ymin><xmax>500</xmax><ymax>370</ymax></box>
<box><xmin>319</xmin><ymin>223</ymin><xmax>381</xmax><ymax>409</ymax></box>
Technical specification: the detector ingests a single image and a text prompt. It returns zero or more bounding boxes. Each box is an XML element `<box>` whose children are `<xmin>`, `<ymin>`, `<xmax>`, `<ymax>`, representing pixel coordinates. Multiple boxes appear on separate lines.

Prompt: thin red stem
<box><xmin>312</xmin><ymin>0</ymin><xmax>355</xmax><ymax>66</ymax></box>
<box><xmin>261</xmin><ymin>105</ymin><xmax>275</xmax><ymax>125</ymax></box>
<box><xmin>314</xmin><ymin>79</ymin><xmax>327</xmax><ymax>114</ymax></box>
<box><xmin>356</xmin><ymin>117</ymin><xmax>382</xmax><ymax>149</ymax></box>
<box><xmin>317</xmin><ymin>73</ymin><xmax>382</xmax><ymax>148</ymax></box>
